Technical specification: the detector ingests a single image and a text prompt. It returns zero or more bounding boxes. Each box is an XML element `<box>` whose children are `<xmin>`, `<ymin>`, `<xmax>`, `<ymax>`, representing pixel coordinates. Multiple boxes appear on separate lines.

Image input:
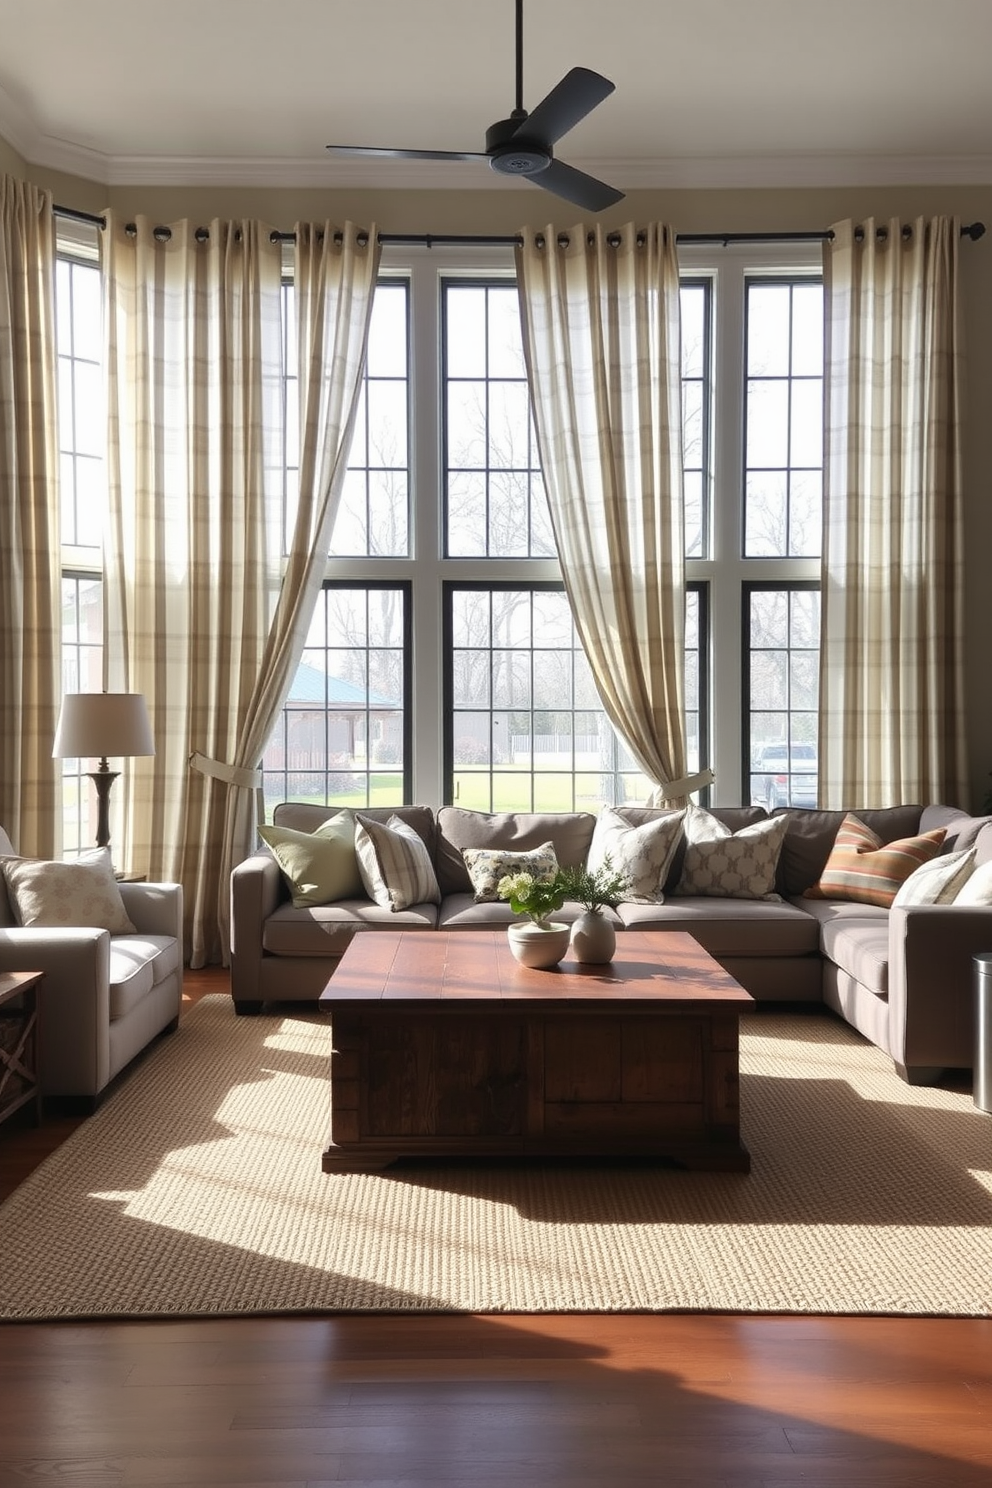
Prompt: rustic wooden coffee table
<box><xmin>319</xmin><ymin>929</ymin><xmax>754</xmax><ymax>1173</ymax></box>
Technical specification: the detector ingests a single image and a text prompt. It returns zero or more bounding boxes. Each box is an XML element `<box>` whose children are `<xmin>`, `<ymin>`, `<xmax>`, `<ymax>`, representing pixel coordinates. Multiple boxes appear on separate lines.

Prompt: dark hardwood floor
<box><xmin>1</xmin><ymin>968</ymin><xmax>990</xmax><ymax>1486</ymax></box>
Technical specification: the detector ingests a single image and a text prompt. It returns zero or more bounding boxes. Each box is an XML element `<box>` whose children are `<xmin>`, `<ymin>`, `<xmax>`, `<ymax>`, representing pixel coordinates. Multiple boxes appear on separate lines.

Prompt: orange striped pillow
<box><xmin>804</xmin><ymin>813</ymin><xmax>946</xmax><ymax>907</ymax></box>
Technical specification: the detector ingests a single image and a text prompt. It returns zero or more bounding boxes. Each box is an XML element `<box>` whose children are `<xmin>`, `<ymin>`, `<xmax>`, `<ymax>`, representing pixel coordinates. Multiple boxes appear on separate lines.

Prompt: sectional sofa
<box><xmin>230</xmin><ymin>800</ymin><xmax>992</xmax><ymax>1086</ymax></box>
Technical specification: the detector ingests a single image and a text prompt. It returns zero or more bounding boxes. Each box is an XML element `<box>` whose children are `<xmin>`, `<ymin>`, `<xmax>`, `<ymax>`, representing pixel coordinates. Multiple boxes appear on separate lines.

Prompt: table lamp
<box><xmin>53</xmin><ymin>692</ymin><xmax>155</xmax><ymax>851</ymax></box>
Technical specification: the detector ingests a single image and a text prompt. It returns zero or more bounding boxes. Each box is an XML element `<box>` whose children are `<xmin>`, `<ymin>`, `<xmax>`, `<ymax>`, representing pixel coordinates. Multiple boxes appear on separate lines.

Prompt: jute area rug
<box><xmin>1</xmin><ymin>994</ymin><xmax>990</xmax><ymax>1321</ymax></box>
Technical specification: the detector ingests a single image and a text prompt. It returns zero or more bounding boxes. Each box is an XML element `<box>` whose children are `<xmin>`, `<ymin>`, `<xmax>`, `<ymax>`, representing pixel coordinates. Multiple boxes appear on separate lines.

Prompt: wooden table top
<box><xmin>318</xmin><ymin>929</ymin><xmax>755</xmax><ymax>1014</ymax></box>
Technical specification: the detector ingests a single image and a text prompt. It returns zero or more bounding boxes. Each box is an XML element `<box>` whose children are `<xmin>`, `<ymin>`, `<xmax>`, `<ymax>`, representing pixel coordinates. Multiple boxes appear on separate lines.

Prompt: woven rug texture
<box><xmin>1</xmin><ymin>994</ymin><xmax>990</xmax><ymax>1320</ymax></box>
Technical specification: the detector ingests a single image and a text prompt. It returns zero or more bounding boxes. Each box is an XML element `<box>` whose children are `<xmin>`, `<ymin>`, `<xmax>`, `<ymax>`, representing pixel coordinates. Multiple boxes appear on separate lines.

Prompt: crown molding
<box><xmin>3</xmin><ymin>88</ymin><xmax>991</xmax><ymax>192</ymax></box>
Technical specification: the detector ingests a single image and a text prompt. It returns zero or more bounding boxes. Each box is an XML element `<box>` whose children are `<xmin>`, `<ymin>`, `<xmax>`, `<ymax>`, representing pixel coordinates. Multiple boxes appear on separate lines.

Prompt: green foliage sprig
<box><xmin>497</xmin><ymin>856</ymin><xmax>630</xmax><ymax>923</ymax></box>
<box><xmin>555</xmin><ymin>856</ymin><xmax>630</xmax><ymax>912</ymax></box>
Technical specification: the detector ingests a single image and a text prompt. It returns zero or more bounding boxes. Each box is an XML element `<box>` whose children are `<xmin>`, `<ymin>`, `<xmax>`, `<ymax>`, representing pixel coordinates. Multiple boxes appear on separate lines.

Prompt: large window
<box><xmin>55</xmin><ymin>238</ymin><xmax>105</xmax><ymax>854</ymax></box>
<box><xmin>55</xmin><ymin>235</ymin><xmax>824</xmax><ymax>831</ymax></box>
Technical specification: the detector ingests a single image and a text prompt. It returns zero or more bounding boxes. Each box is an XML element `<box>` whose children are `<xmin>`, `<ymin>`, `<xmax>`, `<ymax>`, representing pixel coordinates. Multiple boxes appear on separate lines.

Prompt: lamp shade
<box><xmin>53</xmin><ymin>692</ymin><xmax>156</xmax><ymax>760</ymax></box>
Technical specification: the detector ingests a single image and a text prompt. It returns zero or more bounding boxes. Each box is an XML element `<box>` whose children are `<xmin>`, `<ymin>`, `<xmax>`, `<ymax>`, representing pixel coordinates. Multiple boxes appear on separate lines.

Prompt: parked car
<box><xmin>750</xmin><ymin>742</ymin><xmax>818</xmax><ymax>810</ymax></box>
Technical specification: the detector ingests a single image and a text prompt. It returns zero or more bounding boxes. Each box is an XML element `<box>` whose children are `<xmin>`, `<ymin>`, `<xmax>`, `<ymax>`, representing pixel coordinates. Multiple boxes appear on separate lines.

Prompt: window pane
<box><xmin>443</xmin><ymin>281</ymin><xmax>546</xmax><ymax>557</ymax></box>
<box><xmin>744</xmin><ymin>277</ymin><xmax>823</xmax><ymax>559</ymax></box>
<box><xmin>445</xmin><ymin>585</ymin><xmax>701</xmax><ymax>814</ymax></box>
<box><xmin>261</xmin><ymin>584</ymin><xmax>409</xmax><ymax>816</ymax></box>
<box><xmin>746</xmin><ymin>585</ymin><xmax>821</xmax><ymax>809</ymax></box>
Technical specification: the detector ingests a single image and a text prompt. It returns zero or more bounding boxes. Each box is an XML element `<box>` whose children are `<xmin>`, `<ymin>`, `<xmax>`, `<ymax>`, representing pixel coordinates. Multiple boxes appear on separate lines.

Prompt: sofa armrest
<box><xmin>230</xmin><ymin>851</ymin><xmax>284</xmax><ymax>1003</ymax></box>
<box><xmin>0</xmin><ymin>928</ymin><xmax>112</xmax><ymax>1094</ymax></box>
<box><xmin>118</xmin><ymin>881</ymin><xmax>183</xmax><ymax>940</ymax></box>
<box><xmin>888</xmin><ymin>903</ymin><xmax>992</xmax><ymax>1070</ymax></box>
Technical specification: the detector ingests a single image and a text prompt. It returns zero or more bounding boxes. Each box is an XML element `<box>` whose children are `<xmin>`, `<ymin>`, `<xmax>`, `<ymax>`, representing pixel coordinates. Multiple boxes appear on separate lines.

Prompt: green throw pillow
<box><xmin>258</xmin><ymin>813</ymin><xmax>362</xmax><ymax>907</ymax></box>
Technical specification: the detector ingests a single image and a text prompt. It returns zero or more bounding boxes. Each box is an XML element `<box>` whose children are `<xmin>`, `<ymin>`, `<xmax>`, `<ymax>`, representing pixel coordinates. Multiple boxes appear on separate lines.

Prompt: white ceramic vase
<box><xmin>569</xmin><ymin>909</ymin><xmax>617</xmax><ymax>964</ymax></box>
<box><xmin>507</xmin><ymin>920</ymin><xmax>571</xmax><ymax>969</ymax></box>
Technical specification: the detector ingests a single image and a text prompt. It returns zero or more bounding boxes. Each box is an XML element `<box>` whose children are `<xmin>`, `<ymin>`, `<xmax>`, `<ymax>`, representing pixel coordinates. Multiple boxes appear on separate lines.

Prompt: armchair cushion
<box><xmin>2</xmin><ymin>849</ymin><xmax>136</xmax><ymax>933</ymax></box>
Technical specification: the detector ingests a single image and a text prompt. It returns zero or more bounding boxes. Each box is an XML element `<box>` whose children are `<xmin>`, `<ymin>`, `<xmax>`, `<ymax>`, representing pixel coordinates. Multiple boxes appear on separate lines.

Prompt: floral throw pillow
<box><xmin>674</xmin><ymin>806</ymin><xmax>788</xmax><ymax>901</ymax></box>
<box><xmin>804</xmin><ymin>813</ymin><xmax>946</xmax><ymax>908</ymax></box>
<box><xmin>2</xmin><ymin>848</ymin><xmax>136</xmax><ymax>932</ymax></box>
<box><xmin>461</xmin><ymin>843</ymin><xmax>559</xmax><ymax>902</ymax></box>
<box><xmin>585</xmin><ymin>807</ymin><xmax>685</xmax><ymax>904</ymax></box>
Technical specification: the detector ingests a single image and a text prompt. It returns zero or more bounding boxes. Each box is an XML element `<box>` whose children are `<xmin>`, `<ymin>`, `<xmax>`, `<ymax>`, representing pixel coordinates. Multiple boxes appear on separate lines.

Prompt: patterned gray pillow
<box><xmin>675</xmin><ymin>806</ymin><xmax>788</xmax><ymax>900</ymax></box>
<box><xmin>585</xmin><ymin>807</ymin><xmax>685</xmax><ymax>904</ymax></box>
<box><xmin>461</xmin><ymin>843</ymin><xmax>559</xmax><ymax>902</ymax></box>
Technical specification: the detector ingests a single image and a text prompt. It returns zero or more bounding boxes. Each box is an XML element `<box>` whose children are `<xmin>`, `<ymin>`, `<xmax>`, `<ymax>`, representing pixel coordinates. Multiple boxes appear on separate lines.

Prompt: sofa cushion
<box><xmin>891</xmin><ymin>847</ymin><xmax>977</xmax><ymax>907</ymax></box>
<box><xmin>973</xmin><ymin>822</ymin><xmax>992</xmax><ymax>868</ymax></box>
<box><xmin>919</xmin><ymin>805</ymin><xmax>992</xmax><ymax>854</ymax></box>
<box><xmin>108</xmin><ymin>934</ymin><xmax>181</xmax><ymax>1020</ymax></box>
<box><xmin>585</xmin><ymin>807</ymin><xmax>685</xmax><ymax>903</ymax></box>
<box><xmin>2</xmin><ymin>849</ymin><xmax>136</xmax><ymax>933</ymax></box>
<box><xmin>819</xmin><ymin>917</ymin><xmax>890</xmax><ymax>995</ymax></box>
<box><xmin>462</xmin><ymin>843</ymin><xmax>559</xmax><ymax>902</ymax></box>
<box><xmin>616</xmin><ymin>895</ymin><xmax>821</xmax><ymax>957</ymax></box>
<box><xmin>805</xmin><ymin>813</ymin><xmax>946</xmax><ymax>907</ymax></box>
<box><xmin>772</xmin><ymin>806</ymin><xmax>924</xmax><ymax>896</ymax></box>
<box><xmin>674</xmin><ymin>806</ymin><xmax>788</xmax><ymax>900</ymax></box>
<box><xmin>262</xmin><ymin>899</ymin><xmax>438</xmax><ymax>956</ymax></box>
<box><xmin>434</xmin><ymin>807</ymin><xmax>596</xmax><ymax>896</ymax></box>
<box><xmin>273</xmin><ymin>802</ymin><xmax>437</xmax><ymax>860</ymax></box>
<box><xmin>258</xmin><ymin>812</ymin><xmax>362</xmax><ymax>907</ymax></box>
<box><xmin>355</xmin><ymin>814</ymin><xmax>441</xmax><ymax>911</ymax></box>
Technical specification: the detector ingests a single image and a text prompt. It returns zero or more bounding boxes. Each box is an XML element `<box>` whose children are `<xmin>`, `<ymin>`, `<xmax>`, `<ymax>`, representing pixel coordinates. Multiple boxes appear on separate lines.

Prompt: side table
<box><xmin>0</xmin><ymin>970</ymin><xmax>43</xmax><ymax>1127</ymax></box>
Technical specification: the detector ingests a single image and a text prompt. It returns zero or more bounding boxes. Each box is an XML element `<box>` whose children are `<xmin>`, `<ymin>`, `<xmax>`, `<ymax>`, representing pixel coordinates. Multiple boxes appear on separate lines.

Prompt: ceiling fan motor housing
<box><xmin>485</xmin><ymin>115</ymin><xmax>551</xmax><ymax>176</ymax></box>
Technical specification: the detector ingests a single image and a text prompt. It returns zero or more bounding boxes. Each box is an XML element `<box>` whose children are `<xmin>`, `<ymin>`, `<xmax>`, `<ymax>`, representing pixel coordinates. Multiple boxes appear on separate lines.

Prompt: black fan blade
<box><xmin>531</xmin><ymin>158</ymin><xmax>624</xmax><ymax>213</ymax></box>
<box><xmin>326</xmin><ymin>144</ymin><xmax>487</xmax><ymax>163</ymax></box>
<box><xmin>517</xmin><ymin>67</ymin><xmax>615</xmax><ymax>148</ymax></box>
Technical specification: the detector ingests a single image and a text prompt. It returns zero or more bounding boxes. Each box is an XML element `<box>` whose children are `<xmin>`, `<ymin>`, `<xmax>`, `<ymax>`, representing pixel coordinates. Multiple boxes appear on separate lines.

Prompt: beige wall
<box><xmin>10</xmin><ymin>153</ymin><xmax>992</xmax><ymax>809</ymax></box>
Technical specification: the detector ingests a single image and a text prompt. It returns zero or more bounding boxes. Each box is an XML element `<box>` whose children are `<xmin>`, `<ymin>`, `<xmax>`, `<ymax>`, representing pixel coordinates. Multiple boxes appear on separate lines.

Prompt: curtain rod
<box><xmin>51</xmin><ymin>205</ymin><xmax>987</xmax><ymax>246</ymax></box>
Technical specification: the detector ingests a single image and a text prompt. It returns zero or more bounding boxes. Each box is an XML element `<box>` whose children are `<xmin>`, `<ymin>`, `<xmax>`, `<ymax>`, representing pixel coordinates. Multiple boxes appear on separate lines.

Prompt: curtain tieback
<box><xmin>189</xmin><ymin>752</ymin><xmax>262</xmax><ymax>790</ymax></box>
<box><xmin>648</xmin><ymin>768</ymin><xmax>716</xmax><ymax>807</ymax></box>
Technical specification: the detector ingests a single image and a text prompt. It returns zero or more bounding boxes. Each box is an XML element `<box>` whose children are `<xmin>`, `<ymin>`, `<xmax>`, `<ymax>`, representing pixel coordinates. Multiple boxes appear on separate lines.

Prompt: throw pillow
<box><xmin>258</xmin><ymin>812</ymin><xmax>362</xmax><ymax>908</ymax></box>
<box><xmin>2</xmin><ymin>848</ymin><xmax>136</xmax><ymax>932</ymax></box>
<box><xmin>461</xmin><ymin>843</ymin><xmax>559</xmax><ymax>903</ymax></box>
<box><xmin>954</xmin><ymin>861</ymin><xmax>992</xmax><ymax>906</ymax></box>
<box><xmin>804</xmin><ymin>813</ymin><xmax>947</xmax><ymax>908</ymax></box>
<box><xmin>674</xmin><ymin>806</ymin><xmax>788</xmax><ymax>900</ymax></box>
<box><xmin>585</xmin><ymin>807</ymin><xmax>685</xmax><ymax>904</ymax></box>
<box><xmin>354</xmin><ymin>813</ymin><xmax>441</xmax><ymax>911</ymax></box>
<box><xmin>891</xmin><ymin>847</ymin><xmax>977</xmax><ymax>908</ymax></box>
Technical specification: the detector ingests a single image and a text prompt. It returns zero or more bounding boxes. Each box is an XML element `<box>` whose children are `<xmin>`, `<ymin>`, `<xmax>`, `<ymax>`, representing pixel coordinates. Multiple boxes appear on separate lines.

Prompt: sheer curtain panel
<box><xmin>102</xmin><ymin>215</ymin><xmax>284</xmax><ymax>965</ymax></box>
<box><xmin>515</xmin><ymin>223</ymin><xmax>706</xmax><ymax>806</ymax></box>
<box><xmin>821</xmin><ymin>217</ymin><xmax>967</xmax><ymax>807</ymax></box>
<box><xmin>207</xmin><ymin>222</ymin><xmax>381</xmax><ymax>959</ymax></box>
<box><xmin>0</xmin><ymin>175</ymin><xmax>60</xmax><ymax>855</ymax></box>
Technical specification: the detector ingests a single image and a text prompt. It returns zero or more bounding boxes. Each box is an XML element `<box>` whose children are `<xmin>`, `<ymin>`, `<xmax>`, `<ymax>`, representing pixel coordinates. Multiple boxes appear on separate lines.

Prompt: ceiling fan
<box><xmin>325</xmin><ymin>0</ymin><xmax>624</xmax><ymax>213</ymax></box>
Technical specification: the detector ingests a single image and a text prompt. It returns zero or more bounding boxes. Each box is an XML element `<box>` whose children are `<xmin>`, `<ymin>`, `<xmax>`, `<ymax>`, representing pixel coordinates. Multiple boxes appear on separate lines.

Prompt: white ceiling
<box><xmin>2</xmin><ymin>0</ymin><xmax>992</xmax><ymax>191</ymax></box>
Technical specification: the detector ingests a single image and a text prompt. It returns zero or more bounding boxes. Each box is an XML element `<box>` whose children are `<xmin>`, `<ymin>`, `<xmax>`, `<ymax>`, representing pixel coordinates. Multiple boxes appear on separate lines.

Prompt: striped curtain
<box><xmin>102</xmin><ymin>216</ymin><xmax>379</xmax><ymax>966</ymax></box>
<box><xmin>515</xmin><ymin>222</ymin><xmax>709</xmax><ymax>806</ymax></box>
<box><xmin>821</xmin><ymin>217</ymin><xmax>967</xmax><ymax>807</ymax></box>
<box><xmin>0</xmin><ymin>175</ymin><xmax>60</xmax><ymax>855</ymax></box>
<box><xmin>102</xmin><ymin>216</ymin><xmax>284</xmax><ymax>964</ymax></box>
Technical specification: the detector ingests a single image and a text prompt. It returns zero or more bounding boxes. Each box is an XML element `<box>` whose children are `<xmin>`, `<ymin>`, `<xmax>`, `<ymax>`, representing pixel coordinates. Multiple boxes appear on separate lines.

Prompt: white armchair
<box><xmin>0</xmin><ymin>827</ymin><xmax>183</xmax><ymax>1108</ymax></box>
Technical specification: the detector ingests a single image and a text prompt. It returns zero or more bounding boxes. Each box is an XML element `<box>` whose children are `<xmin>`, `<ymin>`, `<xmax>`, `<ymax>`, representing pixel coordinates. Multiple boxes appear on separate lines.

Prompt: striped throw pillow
<box><xmin>354</xmin><ymin>814</ymin><xmax>441</xmax><ymax>911</ymax></box>
<box><xmin>804</xmin><ymin>813</ymin><xmax>946</xmax><ymax>908</ymax></box>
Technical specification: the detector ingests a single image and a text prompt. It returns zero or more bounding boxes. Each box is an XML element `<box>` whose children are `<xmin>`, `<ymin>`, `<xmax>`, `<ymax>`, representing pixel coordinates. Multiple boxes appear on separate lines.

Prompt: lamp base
<box><xmin>88</xmin><ymin>761</ymin><xmax>120</xmax><ymax>851</ymax></box>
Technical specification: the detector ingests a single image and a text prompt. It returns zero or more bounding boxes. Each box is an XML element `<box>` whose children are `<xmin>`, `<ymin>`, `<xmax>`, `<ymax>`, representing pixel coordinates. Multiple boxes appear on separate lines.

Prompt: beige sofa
<box><xmin>0</xmin><ymin>826</ymin><xmax>184</xmax><ymax>1106</ymax></box>
<box><xmin>229</xmin><ymin>801</ymin><xmax>992</xmax><ymax>1085</ymax></box>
